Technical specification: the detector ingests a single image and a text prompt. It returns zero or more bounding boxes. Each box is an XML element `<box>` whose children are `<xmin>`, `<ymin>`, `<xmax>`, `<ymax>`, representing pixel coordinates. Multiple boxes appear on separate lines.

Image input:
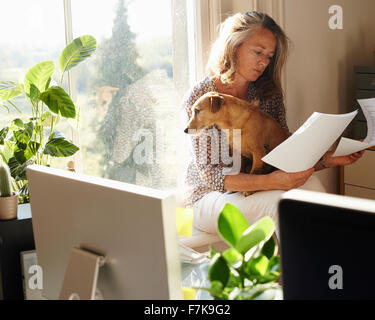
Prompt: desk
<box><xmin>0</xmin><ymin>204</ymin><xmax>35</xmax><ymax>300</ymax></box>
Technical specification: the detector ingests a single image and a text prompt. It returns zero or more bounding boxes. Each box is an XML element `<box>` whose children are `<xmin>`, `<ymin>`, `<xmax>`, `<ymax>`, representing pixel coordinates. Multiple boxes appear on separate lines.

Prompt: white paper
<box><xmin>333</xmin><ymin>98</ymin><xmax>375</xmax><ymax>156</ymax></box>
<box><xmin>332</xmin><ymin>137</ymin><xmax>372</xmax><ymax>157</ymax></box>
<box><xmin>262</xmin><ymin>110</ymin><xmax>358</xmax><ymax>172</ymax></box>
<box><xmin>178</xmin><ymin>242</ymin><xmax>209</xmax><ymax>263</ymax></box>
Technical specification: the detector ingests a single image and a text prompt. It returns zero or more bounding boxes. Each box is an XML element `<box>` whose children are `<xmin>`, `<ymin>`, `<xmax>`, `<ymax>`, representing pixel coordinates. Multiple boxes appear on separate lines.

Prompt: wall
<box><xmin>284</xmin><ymin>0</ymin><xmax>375</xmax><ymax>193</ymax></box>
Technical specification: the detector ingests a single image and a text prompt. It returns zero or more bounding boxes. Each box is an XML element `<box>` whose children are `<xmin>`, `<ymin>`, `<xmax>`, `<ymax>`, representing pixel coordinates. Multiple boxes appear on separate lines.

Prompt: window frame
<box><xmin>186</xmin><ymin>0</ymin><xmax>222</xmax><ymax>85</ymax></box>
<box><xmin>62</xmin><ymin>0</ymin><xmax>83</xmax><ymax>172</ymax></box>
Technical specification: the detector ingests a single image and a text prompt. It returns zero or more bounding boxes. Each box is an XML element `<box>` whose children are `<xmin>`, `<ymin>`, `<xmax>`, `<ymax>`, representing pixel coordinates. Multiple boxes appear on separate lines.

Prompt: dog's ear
<box><xmin>209</xmin><ymin>94</ymin><xmax>224</xmax><ymax>113</ymax></box>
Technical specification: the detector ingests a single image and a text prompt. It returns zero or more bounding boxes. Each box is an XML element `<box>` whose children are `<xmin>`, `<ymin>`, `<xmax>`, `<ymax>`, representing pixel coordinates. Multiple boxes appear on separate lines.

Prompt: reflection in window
<box><xmin>72</xmin><ymin>0</ymin><xmax>190</xmax><ymax>190</ymax></box>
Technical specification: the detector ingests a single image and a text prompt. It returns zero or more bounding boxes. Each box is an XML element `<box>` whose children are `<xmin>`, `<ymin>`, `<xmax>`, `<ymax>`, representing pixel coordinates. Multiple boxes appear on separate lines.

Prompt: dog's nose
<box><xmin>184</xmin><ymin>128</ymin><xmax>189</xmax><ymax>134</ymax></box>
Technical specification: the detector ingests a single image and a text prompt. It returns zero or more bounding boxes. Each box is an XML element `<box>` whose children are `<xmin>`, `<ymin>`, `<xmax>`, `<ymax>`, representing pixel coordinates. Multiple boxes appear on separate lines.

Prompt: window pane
<box><xmin>0</xmin><ymin>0</ymin><xmax>70</xmax><ymax>170</ymax></box>
<box><xmin>71</xmin><ymin>0</ymin><xmax>190</xmax><ymax>190</ymax></box>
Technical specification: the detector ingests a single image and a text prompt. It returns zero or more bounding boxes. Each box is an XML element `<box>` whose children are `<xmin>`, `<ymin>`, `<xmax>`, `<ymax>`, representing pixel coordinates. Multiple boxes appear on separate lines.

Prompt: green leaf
<box><xmin>262</xmin><ymin>236</ymin><xmax>277</xmax><ymax>259</ymax></box>
<box><xmin>268</xmin><ymin>256</ymin><xmax>280</xmax><ymax>274</ymax></box>
<box><xmin>226</xmin><ymin>268</ymin><xmax>243</xmax><ymax>289</ymax></box>
<box><xmin>59</xmin><ymin>35</ymin><xmax>97</xmax><ymax>73</ymax></box>
<box><xmin>12</xmin><ymin>118</ymin><xmax>25</xmax><ymax>129</ymax></box>
<box><xmin>1</xmin><ymin>141</ymin><xmax>14</xmax><ymax>163</ymax></box>
<box><xmin>0</xmin><ymin>127</ymin><xmax>9</xmax><ymax>144</ymax></box>
<box><xmin>19</xmin><ymin>182</ymin><xmax>28</xmax><ymax>196</ymax></box>
<box><xmin>40</xmin><ymin>111</ymin><xmax>59</xmax><ymax>127</ymax></box>
<box><xmin>217</xmin><ymin>203</ymin><xmax>249</xmax><ymax>248</ymax></box>
<box><xmin>14</xmin><ymin>130</ymin><xmax>30</xmax><ymax>145</ymax></box>
<box><xmin>248</xmin><ymin>255</ymin><xmax>269</xmax><ymax>277</ymax></box>
<box><xmin>14</xmin><ymin>141</ymin><xmax>40</xmax><ymax>164</ymax></box>
<box><xmin>208</xmin><ymin>253</ymin><xmax>230</xmax><ymax>287</ymax></box>
<box><xmin>222</xmin><ymin>248</ymin><xmax>242</xmax><ymax>266</ymax></box>
<box><xmin>8</xmin><ymin>156</ymin><xmax>29</xmax><ymax>180</ymax></box>
<box><xmin>40</xmin><ymin>86</ymin><xmax>76</xmax><ymax>118</ymax></box>
<box><xmin>235</xmin><ymin>217</ymin><xmax>275</xmax><ymax>255</ymax></box>
<box><xmin>45</xmin><ymin>77</ymin><xmax>51</xmax><ymax>91</ymax></box>
<box><xmin>209</xmin><ymin>281</ymin><xmax>224</xmax><ymax>299</ymax></box>
<box><xmin>43</xmin><ymin>137</ymin><xmax>79</xmax><ymax>157</ymax></box>
<box><xmin>27</xmin><ymin>141</ymin><xmax>40</xmax><ymax>155</ymax></box>
<box><xmin>28</xmin><ymin>84</ymin><xmax>41</xmax><ymax>103</ymax></box>
<box><xmin>24</xmin><ymin>122</ymin><xmax>34</xmax><ymax>137</ymax></box>
<box><xmin>24</xmin><ymin>61</ymin><xmax>55</xmax><ymax>95</ymax></box>
<box><xmin>0</xmin><ymin>81</ymin><xmax>23</xmax><ymax>101</ymax></box>
<box><xmin>258</xmin><ymin>273</ymin><xmax>279</xmax><ymax>284</ymax></box>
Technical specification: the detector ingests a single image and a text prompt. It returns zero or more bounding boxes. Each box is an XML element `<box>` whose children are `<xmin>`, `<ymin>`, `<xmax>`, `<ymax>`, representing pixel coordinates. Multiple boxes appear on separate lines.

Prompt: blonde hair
<box><xmin>207</xmin><ymin>11</ymin><xmax>290</xmax><ymax>100</ymax></box>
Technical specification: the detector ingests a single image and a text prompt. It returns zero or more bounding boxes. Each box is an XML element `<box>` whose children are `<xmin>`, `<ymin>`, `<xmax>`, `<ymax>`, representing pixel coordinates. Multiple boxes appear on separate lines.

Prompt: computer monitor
<box><xmin>26</xmin><ymin>164</ymin><xmax>182</xmax><ymax>300</ymax></box>
<box><xmin>278</xmin><ymin>189</ymin><xmax>375</xmax><ymax>300</ymax></box>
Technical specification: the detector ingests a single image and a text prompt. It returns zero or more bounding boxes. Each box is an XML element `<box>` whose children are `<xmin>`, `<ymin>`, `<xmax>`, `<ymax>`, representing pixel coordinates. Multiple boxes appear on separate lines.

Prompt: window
<box><xmin>0</xmin><ymin>0</ymin><xmax>198</xmax><ymax>191</ymax></box>
<box><xmin>69</xmin><ymin>0</ymin><xmax>191</xmax><ymax>190</ymax></box>
<box><xmin>0</xmin><ymin>0</ymin><xmax>72</xmax><ymax>170</ymax></box>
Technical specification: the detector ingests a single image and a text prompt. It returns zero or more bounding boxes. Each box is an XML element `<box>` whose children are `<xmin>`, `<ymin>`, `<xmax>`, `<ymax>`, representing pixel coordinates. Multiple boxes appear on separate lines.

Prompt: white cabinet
<box><xmin>341</xmin><ymin>148</ymin><xmax>375</xmax><ymax>200</ymax></box>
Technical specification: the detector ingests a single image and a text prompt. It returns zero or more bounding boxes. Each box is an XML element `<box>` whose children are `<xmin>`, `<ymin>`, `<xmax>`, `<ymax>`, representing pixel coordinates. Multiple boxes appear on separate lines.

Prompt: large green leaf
<box><xmin>43</xmin><ymin>137</ymin><xmax>79</xmax><ymax>157</ymax></box>
<box><xmin>217</xmin><ymin>203</ymin><xmax>249</xmax><ymax>248</ymax></box>
<box><xmin>0</xmin><ymin>81</ymin><xmax>23</xmax><ymax>101</ymax></box>
<box><xmin>8</xmin><ymin>156</ymin><xmax>28</xmax><ymax>180</ymax></box>
<box><xmin>59</xmin><ymin>35</ymin><xmax>97</xmax><ymax>73</ymax></box>
<box><xmin>40</xmin><ymin>86</ymin><xmax>76</xmax><ymax>118</ymax></box>
<box><xmin>235</xmin><ymin>217</ymin><xmax>275</xmax><ymax>255</ymax></box>
<box><xmin>14</xmin><ymin>141</ymin><xmax>40</xmax><ymax>164</ymax></box>
<box><xmin>24</xmin><ymin>61</ymin><xmax>55</xmax><ymax>95</ymax></box>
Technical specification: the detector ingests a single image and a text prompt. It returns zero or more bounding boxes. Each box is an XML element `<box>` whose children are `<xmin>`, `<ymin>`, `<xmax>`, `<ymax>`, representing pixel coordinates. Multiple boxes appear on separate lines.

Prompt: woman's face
<box><xmin>235</xmin><ymin>27</ymin><xmax>277</xmax><ymax>82</ymax></box>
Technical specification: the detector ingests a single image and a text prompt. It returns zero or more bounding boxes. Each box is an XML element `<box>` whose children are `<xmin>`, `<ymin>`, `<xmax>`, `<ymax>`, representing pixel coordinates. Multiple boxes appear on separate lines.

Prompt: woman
<box><xmin>182</xmin><ymin>12</ymin><xmax>363</xmax><ymax>236</ymax></box>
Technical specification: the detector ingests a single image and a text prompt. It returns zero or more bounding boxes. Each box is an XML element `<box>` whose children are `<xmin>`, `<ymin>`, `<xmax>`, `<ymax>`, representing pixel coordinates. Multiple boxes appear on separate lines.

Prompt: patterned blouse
<box><xmin>182</xmin><ymin>76</ymin><xmax>289</xmax><ymax>208</ymax></box>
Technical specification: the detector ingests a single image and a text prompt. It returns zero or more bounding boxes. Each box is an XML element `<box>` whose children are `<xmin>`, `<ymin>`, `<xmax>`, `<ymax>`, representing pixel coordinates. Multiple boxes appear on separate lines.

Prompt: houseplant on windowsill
<box><xmin>0</xmin><ymin>35</ymin><xmax>97</xmax><ymax>204</ymax></box>
<box><xmin>0</xmin><ymin>162</ymin><xmax>18</xmax><ymax>220</ymax></box>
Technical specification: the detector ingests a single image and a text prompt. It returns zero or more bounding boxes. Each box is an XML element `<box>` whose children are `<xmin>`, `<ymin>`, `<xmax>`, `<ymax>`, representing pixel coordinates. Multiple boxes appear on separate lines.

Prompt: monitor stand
<box><xmin>59</xmin><ymin>247</ymin><xmax>106</xmax><ymax>300</ymax></box>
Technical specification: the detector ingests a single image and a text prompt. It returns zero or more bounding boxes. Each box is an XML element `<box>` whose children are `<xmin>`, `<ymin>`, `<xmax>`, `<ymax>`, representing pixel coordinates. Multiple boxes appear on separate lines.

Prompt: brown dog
<box><xmin>184</xmin><ymin>91</ymin><xmax>288</xmax><ymax>194</ymax></box>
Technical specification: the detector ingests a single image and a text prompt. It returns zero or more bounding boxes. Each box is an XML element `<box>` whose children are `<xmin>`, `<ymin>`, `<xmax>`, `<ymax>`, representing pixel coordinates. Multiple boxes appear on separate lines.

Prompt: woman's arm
<box><xmin>313</xmin><ymin>149</ymin><xmax>365</xmax><ymax>171</ymax></box>
<box><xmin>223</xmin><ymin>167</ymin><xmax>315</xmax><ymax>192</ymax></box>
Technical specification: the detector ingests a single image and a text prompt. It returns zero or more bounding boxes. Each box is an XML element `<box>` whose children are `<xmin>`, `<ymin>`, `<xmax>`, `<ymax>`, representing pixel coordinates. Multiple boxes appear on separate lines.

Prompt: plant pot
<box><xmin>0</xmin><ymin>193</ymin><xmax>18</xmax><ymax>220</ymax></box>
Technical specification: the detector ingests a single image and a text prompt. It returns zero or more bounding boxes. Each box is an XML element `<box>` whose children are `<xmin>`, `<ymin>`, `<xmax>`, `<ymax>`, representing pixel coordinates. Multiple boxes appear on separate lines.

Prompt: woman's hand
<box><xmin>322</xmin><ymin>149</ymin><xmax>365</xmax><ymax>168</ymax></box>
<box><xmin>267</xmin><ymin>168</ymin><xmax>315</xmax><ymax>191</ymax></box>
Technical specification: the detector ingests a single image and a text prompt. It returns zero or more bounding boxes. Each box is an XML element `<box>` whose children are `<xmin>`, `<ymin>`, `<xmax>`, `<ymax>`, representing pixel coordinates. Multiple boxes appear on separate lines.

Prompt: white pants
<box><xmin>192</xmin><ymin>174</ymin><xmax>326</xmax><ymax>240</ymax></box>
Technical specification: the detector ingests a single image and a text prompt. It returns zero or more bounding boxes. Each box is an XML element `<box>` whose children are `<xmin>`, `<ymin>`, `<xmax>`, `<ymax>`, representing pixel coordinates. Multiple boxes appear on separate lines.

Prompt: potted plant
<box><xmin>0</xmin><ymin>35</ymin><xmax>97</xmax><ymax>203</ymax></box>
<box><xmin>0</xmin><ymin>162</ymin><xmax>18</xmax><ymax>220</ymax></box>
<box><xmin>201</xmin><ymin>203</ymin><xmax>282</xmax><ymax>300</ymax></box>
